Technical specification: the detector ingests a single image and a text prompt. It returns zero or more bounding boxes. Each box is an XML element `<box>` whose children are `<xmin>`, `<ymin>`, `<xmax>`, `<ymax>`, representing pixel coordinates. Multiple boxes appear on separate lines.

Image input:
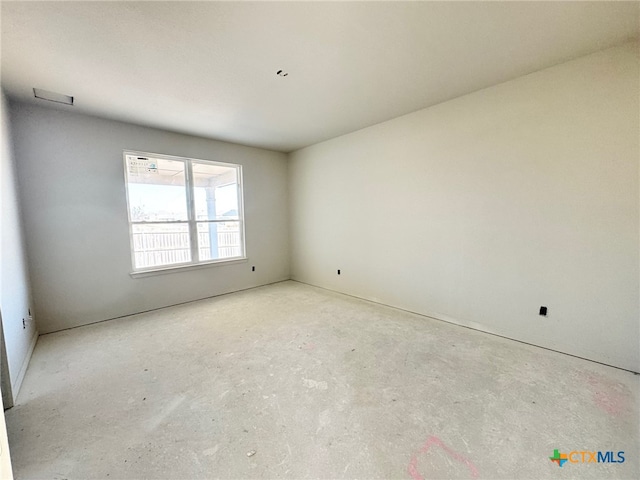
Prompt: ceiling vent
<box><xmin>33</xmin><ymin>88</ymin><xmax>74</xmax><ymax>105</ymax></box>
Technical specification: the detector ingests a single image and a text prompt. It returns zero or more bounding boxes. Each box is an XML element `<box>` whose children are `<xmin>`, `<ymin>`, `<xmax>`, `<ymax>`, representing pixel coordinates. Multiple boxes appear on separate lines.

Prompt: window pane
<box><xmin>126</xmin><ymin>155</ymin><xmax>188</xmax><ymax>221</ymax></box>
<box><xmin>197</xmin><ymin>221</ymin><xmax>242</xmax><ymax>261</ymax></box>
<box><xmin>192</xmin><ymin>162</ymin><xmax>239</xmax><ymax>221</ymax></box>
<box><xmin>132</xmin><ymin>223</ymin><xmax>191</xmax><ymax>269</ymax></box>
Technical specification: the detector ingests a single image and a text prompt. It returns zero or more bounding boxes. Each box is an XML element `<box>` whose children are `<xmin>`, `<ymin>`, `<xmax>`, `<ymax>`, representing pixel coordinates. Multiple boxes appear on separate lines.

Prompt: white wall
<box><xmin>10</xmin><ymin>103</ymin><xmax>289</xmax><ymax>333</ymax></box>
<box><xmin>0</xmin><ymin>92</ymin><xmax>37</xmax><ymax>400</ymax></box>
<box><xmin>289</xmin><ymin>43</ymin><xmax>639</xmax><ymax>372</ymax></box>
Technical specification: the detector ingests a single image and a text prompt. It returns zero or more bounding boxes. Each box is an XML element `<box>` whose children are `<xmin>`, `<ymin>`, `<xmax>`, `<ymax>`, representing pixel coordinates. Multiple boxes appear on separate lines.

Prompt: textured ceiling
<box><xmin>2</xmin><ymin>1</ymin><xmax>638</xmax><ymax>152</ymax></box>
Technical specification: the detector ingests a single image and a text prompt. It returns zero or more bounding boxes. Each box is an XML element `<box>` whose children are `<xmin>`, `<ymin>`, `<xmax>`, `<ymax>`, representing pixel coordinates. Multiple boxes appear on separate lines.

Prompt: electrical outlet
<box><xmin>539</xmin><ymin>306</ymin><xmax>548</xmax><ymax>316</ymax></box>
<box><xmin>337</xmin><ymin>269</ymin><xmax>341</xmax><ymax>275</ymax></box>
<box><xmin>252</xmin><ymin>266</ymin><xmax>255</xmax><ymax>272</ymax></box>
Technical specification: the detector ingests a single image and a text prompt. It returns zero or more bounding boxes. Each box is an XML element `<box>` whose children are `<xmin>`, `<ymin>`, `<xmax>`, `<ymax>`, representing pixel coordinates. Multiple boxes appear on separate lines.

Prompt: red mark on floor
<box><xmin>585</xmin><ymin>374</ymin><xmax>631</xmax><ymax>417</ymax></box>
<box><xmin>408</xmin><ymin>436</ymin><xmax>479</xmax><ymax>480</ymax></box>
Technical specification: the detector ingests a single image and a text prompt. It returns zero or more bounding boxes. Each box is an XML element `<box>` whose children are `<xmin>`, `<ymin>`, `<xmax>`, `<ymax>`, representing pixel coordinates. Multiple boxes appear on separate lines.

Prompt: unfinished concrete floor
<box><xmin>5</xmin><ymin>281</ymin><xmax>639</xmax><ymax>479</ymax></box>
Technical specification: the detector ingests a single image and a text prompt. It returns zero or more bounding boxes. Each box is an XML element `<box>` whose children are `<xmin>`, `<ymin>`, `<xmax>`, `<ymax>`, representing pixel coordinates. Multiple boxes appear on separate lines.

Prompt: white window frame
<box><xmin>123</xmin><ymin>150</ymin><xmax>246</xmax><ymax>275</ymax></box>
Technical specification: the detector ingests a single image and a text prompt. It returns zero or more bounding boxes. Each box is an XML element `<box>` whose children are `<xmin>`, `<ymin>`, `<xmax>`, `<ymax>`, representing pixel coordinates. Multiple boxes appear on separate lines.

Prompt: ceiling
<box><xmin>1</xmin><ymin>1</ymin><xmax>638</xmax><ymax>153</ymax></box>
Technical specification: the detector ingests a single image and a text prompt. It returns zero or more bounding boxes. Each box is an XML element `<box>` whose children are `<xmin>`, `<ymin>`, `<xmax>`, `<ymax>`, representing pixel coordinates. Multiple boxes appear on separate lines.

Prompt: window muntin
<box><xmin>124</xmin><ymin>151</ymin><xmax>244</xmax><ymax>272</ymax></box>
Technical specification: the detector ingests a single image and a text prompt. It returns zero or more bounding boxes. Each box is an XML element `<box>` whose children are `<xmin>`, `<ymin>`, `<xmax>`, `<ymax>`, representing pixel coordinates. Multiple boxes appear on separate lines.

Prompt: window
<box><xmin>123</xmin><ymin>151</ymin><xmax>245</xmax><ymax>272</ymax></box>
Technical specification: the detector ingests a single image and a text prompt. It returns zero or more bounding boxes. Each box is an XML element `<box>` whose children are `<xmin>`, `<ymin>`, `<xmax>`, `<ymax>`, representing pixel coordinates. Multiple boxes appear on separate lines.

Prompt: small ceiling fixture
<box><xmin>276</xmin><ymin>70</ymin><xmax>288</xmax><ymax>77</ymax></box>
<box><xmin>33</xmin><ymin>88</ymin><xmax>74</xmax><ymax>105</ymax></box>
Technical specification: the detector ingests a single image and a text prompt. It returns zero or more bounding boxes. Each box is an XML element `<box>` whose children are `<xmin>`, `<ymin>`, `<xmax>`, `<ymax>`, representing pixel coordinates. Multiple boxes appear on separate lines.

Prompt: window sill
<box><xmin>130</xmin><ymin>257</ymin><xmax>247</xmax><ymax>278</ymax></box>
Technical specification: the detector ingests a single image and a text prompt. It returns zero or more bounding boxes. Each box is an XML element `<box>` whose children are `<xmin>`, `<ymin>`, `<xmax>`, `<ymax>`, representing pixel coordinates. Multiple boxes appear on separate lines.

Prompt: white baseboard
<box><xmin>11</xmin><ymin>331</ymin><xmax>37</xmax><ymax>403</ymax></box>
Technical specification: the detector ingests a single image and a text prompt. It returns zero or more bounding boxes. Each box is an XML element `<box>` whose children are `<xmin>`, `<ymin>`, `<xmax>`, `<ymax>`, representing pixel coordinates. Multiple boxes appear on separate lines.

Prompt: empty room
<box><xmin>0</xmin><ymin>1</ymin><xmax>638</xmax><ymax>479</ymax></box>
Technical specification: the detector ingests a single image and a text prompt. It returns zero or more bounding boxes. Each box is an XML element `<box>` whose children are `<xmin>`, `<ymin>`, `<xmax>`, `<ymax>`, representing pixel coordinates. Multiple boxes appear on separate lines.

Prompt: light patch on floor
<box><xmin>5</xmin><ymin>281</ymin><xmax>639</xmax><ymax>479</ymax></box>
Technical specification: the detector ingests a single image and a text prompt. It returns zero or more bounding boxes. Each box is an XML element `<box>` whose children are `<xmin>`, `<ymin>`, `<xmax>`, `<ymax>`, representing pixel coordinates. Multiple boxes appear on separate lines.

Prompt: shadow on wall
<box><xmin>0</xmin><ymin>312</ymin><xmax>13</xmax><ymax>409</ymax></box>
